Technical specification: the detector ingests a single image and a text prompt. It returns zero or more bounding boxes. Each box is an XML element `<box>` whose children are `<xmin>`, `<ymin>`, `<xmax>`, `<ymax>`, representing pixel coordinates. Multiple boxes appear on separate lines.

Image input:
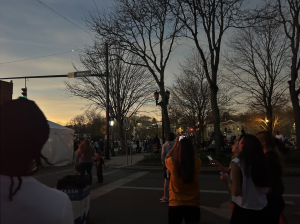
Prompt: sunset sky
<box><xmin>0</xmin><ymin>0</ymin><xmax>260</xmax><ymax>125</ymax></box>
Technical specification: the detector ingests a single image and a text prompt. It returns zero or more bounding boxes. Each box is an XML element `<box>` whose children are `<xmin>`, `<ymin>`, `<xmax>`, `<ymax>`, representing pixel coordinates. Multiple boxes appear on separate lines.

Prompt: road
<box><xmin>33</xmin><ymin>162</ymin><xmax>300</xmax><ymax>224</ymax></box>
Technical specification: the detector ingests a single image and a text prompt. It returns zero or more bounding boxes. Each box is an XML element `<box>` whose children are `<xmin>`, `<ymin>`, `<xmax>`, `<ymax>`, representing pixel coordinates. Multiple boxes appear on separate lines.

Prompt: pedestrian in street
<box><xmin>221</xmin><ymin>134</ymin><xmax>270</xmax><ymax>224</ymax></box>
<box><xmin>160</xmin><ymin>132</ymin><xmax>175</xmax><ymax>203</ymax></box>
<box><xmin>94</xmin><ymin>152</ymin><xmax>105</xmax><ymax>183</ymax></box>
<box><xmin>98</xmin><ymin>139</ymin><xmax>104</xmax><ymax>154</ymax></box>
<box><xmin>76</xmin><ymin>139</ymin><xmax>95</xmax><ymax>185</ymax></box>
<box><xmin>256</xmin><ymin>131</ymin><xmax>286</xmax><ymax>224</ymax></box>
<box><xmin>136</xmin><ymin>139</ymin><xmax>140</xmax><ymax>153</ymax></box>
<box><xmin>275</xmin><ymin>131</ymin><xmax>285</xmax><ymax>142</ymax></box>
<box><xmin>165</xmin><ymin>136</ymin><xmax>202</xmax><ymax>224</ymax></box>
<box><xmin>209</xmin><ymin>140</ymin><xmax>240</xmax><ymax>214</ymax></box>
<box><xmin>238</xmin><ymin>129</ymin><xmax>245</xmax><ymax>140</ymax></box>
<box><xmin>153</xmin><ymin>134</ymin><xmax>160</xmax><ymax>153</ymax></box>
<box><xmin>0</xmin><ymin>97</ymin><xmax>73</xmax><ymax>224</ymax></box>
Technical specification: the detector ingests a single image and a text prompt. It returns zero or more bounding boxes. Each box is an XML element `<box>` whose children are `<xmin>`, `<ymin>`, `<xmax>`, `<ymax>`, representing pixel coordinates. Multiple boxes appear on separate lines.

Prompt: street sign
<box><xmin>124</xmin><ymin>117</ymin><xmax>130</xmax><ymax>129</ymax></box>
<box><xmin>100</xmin><ymin>125</ymin><xmax>106</xmax><ymax>134</ymax></box>
<box><xmin>68</xmin><ymin>71</ymin><xmax>91</xmax><ymax>78</ymax></box>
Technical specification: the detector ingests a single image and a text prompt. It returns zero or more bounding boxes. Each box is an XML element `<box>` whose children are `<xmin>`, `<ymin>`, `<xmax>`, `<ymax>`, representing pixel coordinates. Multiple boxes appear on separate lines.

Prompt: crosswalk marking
<box><xmin>90</xmin><ymin>172</ymin><xmax>148</xmax><ymax>200</ymax></box>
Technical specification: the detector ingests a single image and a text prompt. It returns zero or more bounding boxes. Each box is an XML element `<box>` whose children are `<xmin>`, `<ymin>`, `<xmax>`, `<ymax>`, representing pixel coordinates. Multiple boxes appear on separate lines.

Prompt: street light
<box><xmin>154</xmin><ymin>90</ymin><xmax>170</xmax><ymax>144</ymax></box>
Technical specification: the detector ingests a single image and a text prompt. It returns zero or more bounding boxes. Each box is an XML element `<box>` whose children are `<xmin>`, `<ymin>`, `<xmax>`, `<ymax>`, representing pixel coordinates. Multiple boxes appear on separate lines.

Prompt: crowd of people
<box><xmin>0</xmin><ymin>97</ymin><xmax>295</xmax><ymax>224</ymax></box>
<box><xmin>161</xmin><ymin>130</ymin><xmax>289</xmax><ymax>224</ymax></box>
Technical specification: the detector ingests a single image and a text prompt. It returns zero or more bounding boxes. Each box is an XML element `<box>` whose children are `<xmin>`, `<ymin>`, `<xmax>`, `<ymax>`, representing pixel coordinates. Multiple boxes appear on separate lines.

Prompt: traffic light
<box><xmin>21</xmin><ymin>87</ymin><xmax>27</xmax><ymax>98</ymax></box>
<box><xmin>190</xmin><ymin>128</ymin><xmax>193</xmax><ymax>131</ymax></box>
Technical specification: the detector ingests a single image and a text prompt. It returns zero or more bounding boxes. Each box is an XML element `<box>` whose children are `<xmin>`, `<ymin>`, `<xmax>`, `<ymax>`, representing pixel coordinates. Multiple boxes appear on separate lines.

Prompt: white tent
<box><xmin>41</xmin><ymin>121</ymin><xmax>74</xmax><ymax>167</ymax></box>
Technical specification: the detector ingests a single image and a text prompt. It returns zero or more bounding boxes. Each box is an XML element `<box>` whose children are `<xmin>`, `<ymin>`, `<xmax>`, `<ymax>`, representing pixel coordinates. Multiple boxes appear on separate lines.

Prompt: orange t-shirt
<box><xmin>165</xmin><ymin>157</ymin><xmax>202</xmax><ymax>207</ymax></box>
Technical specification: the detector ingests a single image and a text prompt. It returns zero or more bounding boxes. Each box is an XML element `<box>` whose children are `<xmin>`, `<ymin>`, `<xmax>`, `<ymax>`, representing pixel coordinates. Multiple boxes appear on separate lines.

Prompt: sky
<box><xmin>0</xmin><ymin>0</ymin><xmax>260</xmax><ymax>125</ymax></box>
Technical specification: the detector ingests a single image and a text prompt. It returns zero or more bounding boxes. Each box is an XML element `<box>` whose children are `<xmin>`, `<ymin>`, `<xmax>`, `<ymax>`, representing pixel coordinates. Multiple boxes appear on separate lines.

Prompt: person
<box><xmin>165</xmin><ymin>136</ymin><xmax>202</xmax><ymax>224</ymax></box>
<box><xmin>136</xmin><ymin>139</ymin><xmax>140</xmax><ymax>153</ymax></box>
<box><xmin>153</xmin><ymin>134</ymin><xmax>160</xmax><ymax>153</ymax></box>
<box><xmin>75</xmin><ymin>139</ymin><xmax>95</xmax><ymax>185</ymax></box>
<box><xmin>209</xmin><ymin>140</ymin><xmax>240</xmax><ymax>214</ymax></box>
<box><xmin>275</xmin><ymin>131</ymin><xmax>284</xmax><ymax>142</ymax></box>
<box><xmin>94</xmin><ymin>152</ymin><xmax>105</xmax><ymax>183</ymax></box>
<box><xmin>221</xmin><ymin>134</ymin><xmax>270</xmax><ymax>224</ymax></box>
<box><xmin>98</xmin><ymin>139</ymin><xmax>104</xmax><ymax>153</ymax></box>
<box><xmin>256</xmin><ymin>131</ymin><xmax>286</xmax><ymax>224</ymax></box>
<box><xmin>0</xmin><ymin>97</ymin><xmax>73</xmax><ymax>224</ymax></box>
<box><xmin>160</xmin><ymin>132</ymin><xmax>176</xmax><ymax>203</ymax></box>
<box><xmin>239</xmin><ymin>129</ymin><xmax>245</xmax><ymax>140</ymax></box>
<box><xmin>94</xmin><ymin>141</ymin><xmax>99</xmax><ymax>153</ymax></box>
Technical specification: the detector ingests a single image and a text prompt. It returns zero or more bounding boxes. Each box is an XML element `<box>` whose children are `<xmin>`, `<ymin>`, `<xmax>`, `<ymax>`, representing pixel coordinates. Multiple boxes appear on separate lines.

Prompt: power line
<box><xmin>36</xmin><ymin>0</ymin><xmax>90</xmax><ymax>34</ymax></box>
<box><xmin>0</xmin><ymin>50</ymin><xmax>74</xmax><ymax>65</ymax></box>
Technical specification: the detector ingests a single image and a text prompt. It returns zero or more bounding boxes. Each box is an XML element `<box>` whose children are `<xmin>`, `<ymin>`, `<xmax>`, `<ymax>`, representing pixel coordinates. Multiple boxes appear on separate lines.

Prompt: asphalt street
<box><xmin>32</xmin><ymin>163</ymin><xmax>300</xmax><ymax>224</ymax></box>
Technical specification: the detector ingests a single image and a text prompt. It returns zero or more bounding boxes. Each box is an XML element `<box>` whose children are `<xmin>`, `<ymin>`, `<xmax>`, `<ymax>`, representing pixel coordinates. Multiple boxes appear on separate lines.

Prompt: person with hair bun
<box><xmin>165</xmin><ymin>136</ymin><xmax>202</xmax><ymax>224</ymax></box>
<box><xmin>0</xmin><ymin>98</ymin><xmax>73</xmax><ymax>224</ymax></box>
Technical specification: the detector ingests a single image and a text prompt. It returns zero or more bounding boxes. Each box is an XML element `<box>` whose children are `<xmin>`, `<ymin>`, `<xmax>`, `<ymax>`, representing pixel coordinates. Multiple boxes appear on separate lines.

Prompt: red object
<box><xmin>190</xmin><ymin>128</ymin><xmax>193</xmax><ymax>131</ymax></box>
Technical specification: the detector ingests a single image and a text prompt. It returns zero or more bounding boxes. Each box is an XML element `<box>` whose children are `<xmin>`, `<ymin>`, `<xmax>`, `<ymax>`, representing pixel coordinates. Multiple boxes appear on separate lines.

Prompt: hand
<box><xmin>209</xmin><ymin>159</ymin><xmax>220</xmax><ymax>167</ymax></box>
<box><xmin>220</xmin><ymin>173</ymin><xmax>231</xmax><ymax>185</ymax></box>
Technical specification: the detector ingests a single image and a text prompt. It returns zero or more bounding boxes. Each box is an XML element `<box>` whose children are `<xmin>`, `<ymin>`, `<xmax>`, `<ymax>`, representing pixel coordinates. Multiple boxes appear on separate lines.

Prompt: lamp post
<box><xmin>154</xmin><ymin>90</ymin><xmax>170</xmax><ymax>144</ymax></box>
<box><xmin>109</xmin><ymin>107</ymin><xmax>115</xmax><ymax>156</ymax></box>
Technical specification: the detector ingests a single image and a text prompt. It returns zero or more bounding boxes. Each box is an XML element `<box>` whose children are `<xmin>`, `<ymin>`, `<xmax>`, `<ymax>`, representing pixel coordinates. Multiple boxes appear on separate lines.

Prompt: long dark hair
<box><xmin>238</xmin><ymin>134</ymin><xmax>270</xmax><ymax>187</ymax></box>
<box><xmin>0</xmin><ymin>98</ymin><xmax>50</xmax><ymax>201</ymax></box>
<box><xmin>174</xmin><ymin>138</ymin><xmax>195</xmax><ymax>184</ymax></box>
<box><xmin>256</xmin><ymin>131</ymin><xmax>284</xmax><ymax>177</ymax></box>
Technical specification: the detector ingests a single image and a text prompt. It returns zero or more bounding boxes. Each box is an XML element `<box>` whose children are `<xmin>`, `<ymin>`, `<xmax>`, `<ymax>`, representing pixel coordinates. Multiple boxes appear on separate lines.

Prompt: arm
<box><xmin>167</xmin><ymin>136</ymin><xmax>180</xmax><ymax>158</ymax></box>
<box><xmin>161</xmin><ymin>145</ymin><xmax>166</xmax><ymax>165</ymax></box>
<box><xmin>223</xmin><ymin>161</ymin><xmax>242</xmax><ymax>196</ymax></box>
<box><xmin>211</xmin><ymin>159</ymin><xmax>230</xmax><ymax>174</ymax></box>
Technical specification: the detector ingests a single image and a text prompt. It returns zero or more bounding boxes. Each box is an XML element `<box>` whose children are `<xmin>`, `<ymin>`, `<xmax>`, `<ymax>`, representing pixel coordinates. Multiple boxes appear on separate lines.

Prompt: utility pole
<box><xmin>105</xmin><ymin>43</ymin><xmax>110</xmax><ymax>160</ymax></box>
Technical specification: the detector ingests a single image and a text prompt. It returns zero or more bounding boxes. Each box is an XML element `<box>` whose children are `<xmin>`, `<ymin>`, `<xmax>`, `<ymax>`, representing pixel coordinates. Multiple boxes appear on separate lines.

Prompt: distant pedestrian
<box><xmin>221</xmin><ymin>134</ymin><xmax>270</xmax><ymax>224</ymax></box>
<box><xmin>239</xmin><ymin>129</ymin><xmax>245</xmax><ymax>140</ymax></box>
<box><xmin>153</xmin><ymin>135</ymin><xmax>160</xmax><ymax>153</ymax></box>
<box><xmin>136</xmin><ymin>139</ymin><xmax>140</xmax><ymax>153</ymax></box>
<box><xmin>275</xmin><ymin>131</ymin><xmax>284</xmax><ymax>142</ymax></box>
<box><xmin>76</xmin><ymin>139</ymin><xmax>95</xmax><ymax>185</ymax></box>
<box><xmin>160</xmin><ymin>132</ymin><xmax>175</xmax><ymax>203</ymax></box>
<box><xmin>94</xmin><ymin>152</ymin><xmax>105</xmax><ymax>183</ymax></box>
<box><xmin>0</xmin><ymin>98</ymin><xmax>73</xmax><ymax>224</ymax></box>
<box><xmin>98</xmin><ymin>139</ymin><xmax>104</xmax><ymax>153</ymax></box>
<box><xmin>165</xmin><ymin>136</ymin><xmax>202</xmax><ymax>224</ymax></box>
<box><xmin>256</xmin><ymin>131</ymin><xmax>286</xmax><ymax>224</ymax></box>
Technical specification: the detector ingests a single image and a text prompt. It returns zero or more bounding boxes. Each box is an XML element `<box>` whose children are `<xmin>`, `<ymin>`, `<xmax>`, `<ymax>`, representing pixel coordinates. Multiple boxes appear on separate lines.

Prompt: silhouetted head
<box><xmin>167</xmin><ymin>132</ymin><xmax>175</xmax><ymax>141</ymax></box>
<box><xmin>1</xmin><ymin>98</ymin><xmax>50</xmax><ymax>200</ymax></box>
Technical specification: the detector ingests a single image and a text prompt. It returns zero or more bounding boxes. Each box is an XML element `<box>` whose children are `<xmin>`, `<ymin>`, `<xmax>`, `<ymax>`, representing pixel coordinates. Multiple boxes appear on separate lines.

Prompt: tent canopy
<box><xmin>41</xmin><ymin>121</ymin><xmax>75</xmax><ymax>167</ymax></box>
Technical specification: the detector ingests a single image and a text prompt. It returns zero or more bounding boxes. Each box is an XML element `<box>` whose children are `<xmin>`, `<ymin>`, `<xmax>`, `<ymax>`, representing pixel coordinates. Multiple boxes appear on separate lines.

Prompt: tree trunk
<box><xmin>198</xmin><ymin>117</ymin><xmax>204</xmax><ymax>147</ymax></box>
<box><xmin>210</xmin><ymin>85</ymin><xmax>221</xmax><ymax>157</ymax></box>
<box><xmin>289</xmin><ymin>83</ymin><xmax>300</xmax><ymax>150</ymax></box>
<box><xmin>266</xmin><ymin>109</ymin><xmax>273</xmax><ymax>133</ymax></box>
<box><xmin>160</xmin><ymin>85</ymin><xmax>171</xmax><ymax>143</ymax></box>
<box><xmin>117</xmin><ymin>120</ymin><xmax>126</xmax><ymax>154</ymax></box>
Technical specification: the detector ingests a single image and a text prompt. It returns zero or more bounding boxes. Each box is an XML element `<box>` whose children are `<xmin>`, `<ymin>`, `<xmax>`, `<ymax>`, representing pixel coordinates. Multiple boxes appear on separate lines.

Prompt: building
<box><xmin>205</xmin><ymin>120</ymin><xmax>255</xmax><ymax>140</ymax></box>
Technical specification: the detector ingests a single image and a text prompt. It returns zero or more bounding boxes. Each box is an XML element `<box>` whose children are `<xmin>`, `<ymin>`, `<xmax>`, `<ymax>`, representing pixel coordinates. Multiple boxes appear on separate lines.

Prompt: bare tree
<box><xmin>168</xmin><ymin>0</ymin><xmax>250</xmax><ymax>155</ymax></box>
<box><xmin>65</xmin><ymin>46</ymin><xmax>154</xmax><ymax>153</ymax></box>
<box><xmin>224</xmin><ymin>20</ymin><xmax>290</xmax><ymax>133</ymax></box>
<box><xmin>172</xmin><ymin>50</ymin><xmax>211</xmax><ymax>143</ymax></box>
<box><xmin>84</xmin><ymin>0</ymin><xmax>183</xmax><ymax>139</ymax></box>
<box><xmin>272</xmin><ymin>0</ymin><xmax>300</xmax><ymax>149</ymax></box>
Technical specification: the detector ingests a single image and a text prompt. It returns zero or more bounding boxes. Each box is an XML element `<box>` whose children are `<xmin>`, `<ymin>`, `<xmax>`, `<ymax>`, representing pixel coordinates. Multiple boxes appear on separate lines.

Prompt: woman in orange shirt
<box><xmin>165</xmin><ymin>136</ymin><xmax>202</xmax><ymax>224</ymax></box>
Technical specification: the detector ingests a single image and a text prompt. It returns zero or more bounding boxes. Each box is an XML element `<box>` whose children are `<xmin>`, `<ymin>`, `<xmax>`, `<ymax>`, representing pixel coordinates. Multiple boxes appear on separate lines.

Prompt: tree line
<box><xmin>64</xmin><ymin>0</ymin><xmax>300</xmax><ymax>154</ymax></box>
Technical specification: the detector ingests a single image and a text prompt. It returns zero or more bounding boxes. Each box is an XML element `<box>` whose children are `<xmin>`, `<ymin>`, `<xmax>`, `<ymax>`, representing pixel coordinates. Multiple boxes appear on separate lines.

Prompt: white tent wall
<box><xmin>41</xmin><ymin>121</ymin><xmax>75</xmax><ymax>167</ymax></box>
